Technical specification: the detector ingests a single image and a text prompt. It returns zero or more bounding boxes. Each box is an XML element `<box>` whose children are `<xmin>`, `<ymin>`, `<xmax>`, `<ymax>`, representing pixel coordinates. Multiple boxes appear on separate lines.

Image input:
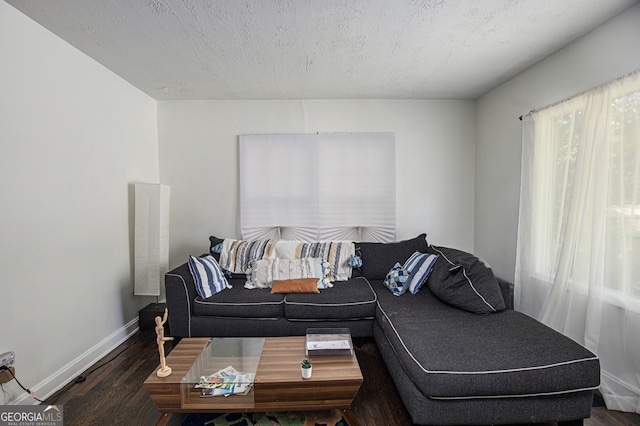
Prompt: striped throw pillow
<box><xmin>404</xmin><ymin>251</ymin><xmax>439</xmax><ymax>294</ymax></box>
<box><xmin>219</xmin><ymin>238</ymin><xmax>274</xmax><ymax>274</ymax></box>
<box><xmin>188</xmin><ymin>255</ymin><xmax>230</xmax><ymax>299</ymax></box>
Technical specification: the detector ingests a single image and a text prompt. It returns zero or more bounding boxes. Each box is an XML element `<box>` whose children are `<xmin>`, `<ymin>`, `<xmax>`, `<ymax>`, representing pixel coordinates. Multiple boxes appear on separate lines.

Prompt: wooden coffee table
<box><xmin>144</xmin><ymin>336</ymin><xmax>363</xmax><ymax>424</ymax></box>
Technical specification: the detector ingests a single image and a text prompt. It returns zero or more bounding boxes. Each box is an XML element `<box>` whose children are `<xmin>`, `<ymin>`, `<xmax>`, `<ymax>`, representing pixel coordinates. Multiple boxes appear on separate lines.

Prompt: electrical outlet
<box><xmin>0</xmin><ymin>352</ymin><xmax>15</xmax><ymax>369</ymax></box>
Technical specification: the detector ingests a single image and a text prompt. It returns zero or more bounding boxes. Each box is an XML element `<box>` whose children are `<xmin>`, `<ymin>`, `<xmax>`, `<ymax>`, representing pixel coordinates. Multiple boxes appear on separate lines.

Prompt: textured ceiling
<box><xmin>6</xmin><ymin>0</ymin><xmax>639</xmax><ymax>100</ymax></box>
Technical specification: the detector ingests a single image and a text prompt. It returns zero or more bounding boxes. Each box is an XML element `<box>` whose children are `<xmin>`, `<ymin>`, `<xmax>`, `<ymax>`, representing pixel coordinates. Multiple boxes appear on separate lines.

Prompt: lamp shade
<box><xmin>134</xmin><ymin>183</ymin><xmax>170</xmax><ymax>298</ymax></box>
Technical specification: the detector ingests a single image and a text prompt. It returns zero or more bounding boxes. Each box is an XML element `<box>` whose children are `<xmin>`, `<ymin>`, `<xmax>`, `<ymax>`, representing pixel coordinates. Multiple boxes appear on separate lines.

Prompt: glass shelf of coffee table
<box><xmin>181</xmin><ymin>337</ymin><xmax>265</xmax><ymax>409</ymax></box>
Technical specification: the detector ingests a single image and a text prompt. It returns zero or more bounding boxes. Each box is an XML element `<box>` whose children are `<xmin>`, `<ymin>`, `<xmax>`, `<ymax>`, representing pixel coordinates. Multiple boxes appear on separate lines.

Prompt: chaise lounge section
<box><xmin>372</xmin><ymin>277</ymin><xmax>598</xmax><ymax>425</ymax></box>
<box><xmin>164</xmin><ymin>234</ymin><xmax>600</xmax><ymax>425</ymax></box>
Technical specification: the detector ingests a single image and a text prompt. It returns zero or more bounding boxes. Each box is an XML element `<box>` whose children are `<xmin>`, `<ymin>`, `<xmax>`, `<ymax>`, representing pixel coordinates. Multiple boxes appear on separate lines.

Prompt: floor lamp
<box><xmin>134</xmin><ymin>183</ymin><xmax>170</xmax><ymax>329</ymax></box>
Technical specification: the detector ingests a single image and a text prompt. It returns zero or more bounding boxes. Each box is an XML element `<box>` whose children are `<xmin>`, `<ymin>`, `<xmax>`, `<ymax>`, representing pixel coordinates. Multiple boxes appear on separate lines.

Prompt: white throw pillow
<box><xmin>269</xmin><ymin>240</ymin><xmax>355</xmax><ymax>281</ymax></box>
<box><xmin>245</xmin><ymin>257</ymin><xmax>331</xmax><ymax>289</ymax></box>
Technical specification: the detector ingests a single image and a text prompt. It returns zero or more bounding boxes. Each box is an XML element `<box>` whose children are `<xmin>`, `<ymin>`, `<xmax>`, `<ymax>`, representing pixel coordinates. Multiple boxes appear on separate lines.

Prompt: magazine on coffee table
<box><xmin>195</xmin><ymin>365</ymin><xmax>255</xmax><ymax>397</ymax></box>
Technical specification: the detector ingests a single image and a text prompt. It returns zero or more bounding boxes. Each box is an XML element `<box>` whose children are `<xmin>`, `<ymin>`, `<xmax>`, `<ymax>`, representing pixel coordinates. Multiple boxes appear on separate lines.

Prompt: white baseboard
<box><xmin>13</xmin><ymin>318</ymin><xmax>140</xmax><ymax>405</ymax></box>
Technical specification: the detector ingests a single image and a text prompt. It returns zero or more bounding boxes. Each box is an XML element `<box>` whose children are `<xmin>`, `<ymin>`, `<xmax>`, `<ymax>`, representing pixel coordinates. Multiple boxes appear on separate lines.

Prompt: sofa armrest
<box><xmin>165</xmin><ymin>262</ymin><xmax>197</xmax><ymax>337</ymax></box>
<box><xmin>496</xmin><ymin>277</ymin><xmax>514</xmax><ymax>310</ymax></box>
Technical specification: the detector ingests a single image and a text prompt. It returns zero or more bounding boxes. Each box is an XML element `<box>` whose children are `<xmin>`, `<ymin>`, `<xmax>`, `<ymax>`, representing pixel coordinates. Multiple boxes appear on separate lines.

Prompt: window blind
<box><xmin>239</xmin><ymin>132</ymin><xmax>395</xmax><ymax>242</ymax></box>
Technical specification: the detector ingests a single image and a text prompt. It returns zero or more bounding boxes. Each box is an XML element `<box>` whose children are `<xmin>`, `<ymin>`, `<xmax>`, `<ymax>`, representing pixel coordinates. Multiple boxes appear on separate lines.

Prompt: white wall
<box><xmin>475</xmin><ymin>4</ymin><xmax>640</xmax><ymax>282</ymax></box>
<box><xmin>158</xmin><ymin>100</ymin><xmax>476</xmax><ymax>268</ymax></box>
<box><xmin>0</xmin><ymin>2</ymin><xmax>159</xmax><ymax>402</ymax></box>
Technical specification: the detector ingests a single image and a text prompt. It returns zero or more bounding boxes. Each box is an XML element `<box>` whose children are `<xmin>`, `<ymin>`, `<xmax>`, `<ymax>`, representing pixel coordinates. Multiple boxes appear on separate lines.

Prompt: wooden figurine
<box><xmin>155</xmin><ymin>308</ymin><xmax>174</xmax><ymax>377</ymax></box>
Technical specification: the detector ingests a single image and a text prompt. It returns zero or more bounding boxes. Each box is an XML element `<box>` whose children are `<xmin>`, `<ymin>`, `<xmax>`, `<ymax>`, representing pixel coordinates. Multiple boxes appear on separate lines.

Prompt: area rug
<box><xmin>178</xmin><ymin>410</ymin><xmax>349</xmax><ymax>426</ymax></box>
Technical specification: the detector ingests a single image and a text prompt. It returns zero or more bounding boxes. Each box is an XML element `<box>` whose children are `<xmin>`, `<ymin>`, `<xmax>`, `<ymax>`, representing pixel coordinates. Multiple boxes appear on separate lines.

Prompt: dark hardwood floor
<box><xmin>41</xmin><ymin>330</ymin><xmax>640</xmax><ymax>426</ymax></box>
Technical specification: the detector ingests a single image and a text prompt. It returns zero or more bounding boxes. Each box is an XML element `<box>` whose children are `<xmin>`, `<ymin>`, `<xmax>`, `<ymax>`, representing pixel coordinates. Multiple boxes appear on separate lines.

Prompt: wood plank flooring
<box><xmin>41</xmin><ymin>330</ymin><xmax>640</xmax><ymax>426</ymax></box>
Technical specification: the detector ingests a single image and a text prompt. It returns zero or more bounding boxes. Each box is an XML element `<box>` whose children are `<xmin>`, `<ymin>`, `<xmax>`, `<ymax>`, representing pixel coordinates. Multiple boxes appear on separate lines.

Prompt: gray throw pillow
<box><xmin>209</xmin><ymin>235</ymin><xmax>224</xmax><ymax>260</ymax></box>
<box><xmin>357</xmin><ymin>234</ymin><xmax>429</xmax><ymax>280</ymax></box>
<box><xmin>426</xmin><ymin>245</ymin><xmax>506</xmax><ymax>315</ymax></box>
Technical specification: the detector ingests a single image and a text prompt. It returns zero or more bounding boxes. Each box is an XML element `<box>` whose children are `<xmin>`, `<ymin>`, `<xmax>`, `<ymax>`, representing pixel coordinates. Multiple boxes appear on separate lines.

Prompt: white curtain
<box><xmin>239</xmin><ymin>133</ymin><xmax>396</xmax><ymax>242</ymax></box>
<box><xmin>516</xmin><ymin>72</ymin><xmax>640</xmax><ymax>413</ymax></box>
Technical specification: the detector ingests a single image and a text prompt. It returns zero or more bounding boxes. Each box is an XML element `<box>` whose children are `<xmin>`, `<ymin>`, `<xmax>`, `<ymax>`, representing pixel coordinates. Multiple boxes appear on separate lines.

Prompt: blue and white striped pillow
<box><xmin>403</xmin><ymin>251</ymin><xmax>439</xmax><ymax>294</ymax></box>
<box><xmin>188</xmin><ymin>255</ymin><xmax>230</xmax><ymax>299</ymax></box>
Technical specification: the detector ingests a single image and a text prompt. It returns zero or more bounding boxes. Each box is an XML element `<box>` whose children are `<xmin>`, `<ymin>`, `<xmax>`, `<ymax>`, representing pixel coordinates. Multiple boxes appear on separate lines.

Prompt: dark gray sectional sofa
<box><xmin>164</xmin><ymin>234</ymin><xmax>600</xmax><ymax>425</ymax></box>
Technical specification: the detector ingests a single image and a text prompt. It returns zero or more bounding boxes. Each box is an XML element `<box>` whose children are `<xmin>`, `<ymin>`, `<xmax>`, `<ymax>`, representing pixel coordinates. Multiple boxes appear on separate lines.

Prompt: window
<box><xmin>606</xmin><ymin>90</ymin><xmax>640</xmax><ymax>297</ymax></box>
<box><xmin>239</xmin><ymin>133</ymin><xmax>396</xmax><ymax>242</ymax></box>
<box><xmin>520</xmin><ymin>75</ymin><xmax>640</xmax><ymax>300</ymax></box>
<box><xmin>516</xmin><ymin>71</ymin><xmax>640</xmax><ymax>412</ymax></box>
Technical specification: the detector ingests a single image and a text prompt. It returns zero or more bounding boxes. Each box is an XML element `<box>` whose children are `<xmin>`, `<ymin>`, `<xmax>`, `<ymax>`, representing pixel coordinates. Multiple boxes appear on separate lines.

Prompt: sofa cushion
<box><xmin>193</xmin><ymin>278</ymin><xmax>285</xmax><ymax>319</ymax></box>
<box><xmin>357</xmin><ymin>234</ymin><xmax>428</xmax><ymax>280</ymax></box>
<box><xmin>270</xmin><ymin>278</ymin><xmax>320</xmax><ymax>294</ymax></box>
<box><xmin>383</xmin><ymin>262</ymin><xmax>410</xmax><ymax>296</ymax></box>
<box><xmin>372</xmin><ymin>282</ymin><xmax>600</xmax><ymax>399</ymax></box>
<box><xmin>403</xmin><ymin>251</ymin><xmax>438</xmax><ymax>294</ymax></box>
<box><xmin>284</xmin><ymin>277</ymin><xmax>377</xmax><ymax>321</ymax></box>
<box><xmin>188</xmin><ymin>255</ymin><xmax>230</xmax><ymax>299</ymax></box>
<box><xmin>427</xmin><ymin>245</ymin><xmax>506</xmax><ymax>314</ymax></box>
